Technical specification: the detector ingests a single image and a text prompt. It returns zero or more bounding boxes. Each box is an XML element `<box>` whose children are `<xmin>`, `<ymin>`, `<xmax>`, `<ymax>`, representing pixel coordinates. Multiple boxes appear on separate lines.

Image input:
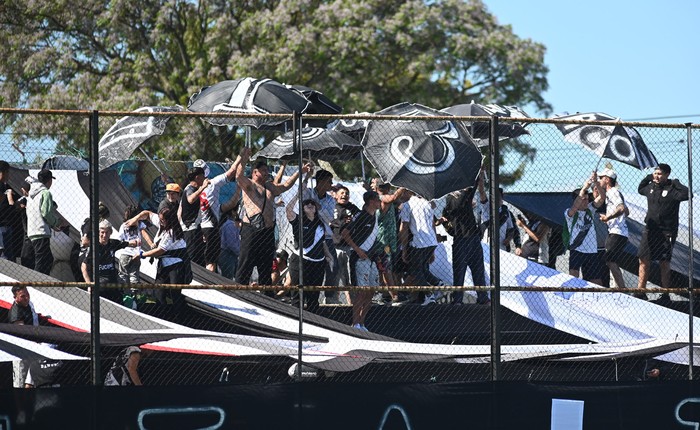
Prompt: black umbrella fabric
<box><xmin>361</xmin><ymin>102</ymin><xmax>483</xmax><ymax>200</ymax></box>
<box><xmin>288</xmin><ymin>85</ymin><xmax>342</xmax><ymax>127</ymax></box>
<box><xmin>553</xmin><ymin>112</ymin><xmax>658</xmax><ymax>170</ymax></box>
<box><xmin>329</xmin><ymin>112</ymin><xmax>371</xmax><ymax>142</ymax></box>
<box><xmin>187</xmin><ymin>77</ymin><xmax>310</xmax><ymax>128</ymax></box>
<box><xmin>441</xmin><ymin>102</ymin><xmax>530</xmax><ymax>146</ymax></box>
<box><xmin>98</xmin><ymin>105</ymin><xmax>184</xmax><ymax>171</ymax></box>
<box><xmin>255</xmin><ymin>127</ymin><xmax>361</xmax><ymax>161</ymax></box>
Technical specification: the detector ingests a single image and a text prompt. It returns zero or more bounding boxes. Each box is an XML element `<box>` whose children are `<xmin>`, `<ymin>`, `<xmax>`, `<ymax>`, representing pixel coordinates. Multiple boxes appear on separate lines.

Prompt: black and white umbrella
<box><xmin>553</xmin><ymin>112</ymin><xmax>658</xmax><ymax>170</ymax></box>
<box><xmin>287</xmin><ymin>85</ymin><xmax>342</xmax><ymax>127</ymax></box>
<box><xmin>441</xmin><ymin>102</ymin><xmax>530</xmax><ymax>146</ymax></box>
<box><xmin>255</xmin><ymin>127</ymin><xmax>361</xmax><ymax>162</ymax></box>
<box><xmin>98</xmin><ymin>105</ymin><xmax>184</xmax><ymax>172</ymax></box>
<box><xmin>361</xmin><ymin>102</ymin><xmax>483</xmax><ymax>200</ymax></box>
<box><xmin>329</xmin><ymin>112</ymin><xmax>372</xmax><ymax>142</ymax></box>
<box><xmin>187</xmin><ymin>77</ymin><xmax>310</xmax><ymax>128</ymax></box>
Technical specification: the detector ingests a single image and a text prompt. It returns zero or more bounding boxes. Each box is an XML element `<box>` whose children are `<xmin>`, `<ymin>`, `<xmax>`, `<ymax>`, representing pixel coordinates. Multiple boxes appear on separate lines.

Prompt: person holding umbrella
<box><xmin>235</xmin><ymin>147</ymin><xmax>311</xmax><ymax>287</ymax></box>
<box><xmin>637</xmin><ymin>163</ymin><xmax>689</xmax><ymax>302</ymax></box>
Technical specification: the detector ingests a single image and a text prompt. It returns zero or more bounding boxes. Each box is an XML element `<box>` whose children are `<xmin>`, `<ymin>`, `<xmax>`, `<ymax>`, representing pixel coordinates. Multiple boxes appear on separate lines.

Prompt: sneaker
<box><xmin>421</xmin><ymin>294</ymin><xmax>437</xmax><ymax>306</ymax></box>
<box><xmin>432</xmin><ymin>291</ymin><xmax>445</xmax><ymax>303</ymax></box>
<box><xmin>391</xmin><ymin>297</ymin><xmax>409</xmax><ymax>307</ymax></box>
<box><xmin>352</xmin><ymin>323</ymin><xmax>369</xmax><ymax>331</ymax></box>
<box><xmin>372</xmin><ymin>292</ymin><xmax>386</xmax><ymax>305</ymax></box>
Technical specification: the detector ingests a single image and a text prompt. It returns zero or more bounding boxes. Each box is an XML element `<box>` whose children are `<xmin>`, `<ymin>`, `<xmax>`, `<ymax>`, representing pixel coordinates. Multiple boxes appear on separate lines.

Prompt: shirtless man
<box><xmin>235</xmin><ymin>147</ymin><xmax>311</xmax><ymax>286</ymax></box>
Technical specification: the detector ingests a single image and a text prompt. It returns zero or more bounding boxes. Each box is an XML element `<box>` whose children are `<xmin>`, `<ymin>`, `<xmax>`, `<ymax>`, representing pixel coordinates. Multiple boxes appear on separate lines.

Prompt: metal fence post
<box><xmin>686</xmin><ymin>123</ymin><xmax>694</xmax><ymax>380</ymax></box>
<box><xmin>89</xmin><ymin>110</ymin><xmax>101</xmax><ymax>386</ymax></box>
<box><xmin>295</xmin><ymin>111</ymin><xmax>304</xmax><ymax>381</ymax></box>
<box><xmin>489</xmin><ymin>116</ymin><xmax>501</xmax><ymax>381</ymax></box>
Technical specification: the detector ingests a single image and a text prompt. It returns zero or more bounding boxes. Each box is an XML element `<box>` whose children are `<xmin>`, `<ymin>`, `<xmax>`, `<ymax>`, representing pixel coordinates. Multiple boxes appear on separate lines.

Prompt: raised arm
<box><xmin>273</xmin><ymin>161</ymin><xmax>287</xmax><ymax>185</ymax></box>
<box><xmin>235</xmin><ymin>147</ymin><xmax>255</xmax><ymax>194</ymax></box>
<box><xmin>269</xmin><ymin>162</ymin><xmax>313</xmax><ymax>196</ymax></box>
<box><xmin>224</xmin><ymin>153</ymin><xmax>244</xmax><ymax>182</ymax></box>
<box><xmin>285</xmin><ymin>167</ymin><xmax>313</xmax><ymax>221</ymax></box>
<box><xmin>125</xmin><ymin>210</ymin><xmax>154</xmax><ymax>228</ymax></box>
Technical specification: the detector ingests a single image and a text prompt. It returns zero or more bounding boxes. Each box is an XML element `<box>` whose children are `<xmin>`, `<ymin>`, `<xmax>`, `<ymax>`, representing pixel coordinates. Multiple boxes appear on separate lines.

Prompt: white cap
<box><xmin>597</xmin><ymin>168</ymin><xmax>617</xmax><ymax>180</ymax></box>
<box><xmin>193</xmin><ymin>159</ymin><xmax>210</xmax><ymax>177</ymax></box>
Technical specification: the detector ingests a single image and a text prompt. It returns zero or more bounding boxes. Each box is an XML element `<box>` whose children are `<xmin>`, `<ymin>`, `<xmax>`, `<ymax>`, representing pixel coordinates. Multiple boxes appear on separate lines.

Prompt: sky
<box><xmin>483</xmin><ymin>0</ymin><xmax>700</xmax><ymax>122</ymax></box>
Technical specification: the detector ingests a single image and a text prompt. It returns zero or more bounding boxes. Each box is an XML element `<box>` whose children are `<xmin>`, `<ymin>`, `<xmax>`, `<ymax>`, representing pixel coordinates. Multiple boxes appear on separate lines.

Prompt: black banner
<box><xmin>2</xmin><ymin>380</ymin><xmax>700</xmax><ymax>429</ymax></box>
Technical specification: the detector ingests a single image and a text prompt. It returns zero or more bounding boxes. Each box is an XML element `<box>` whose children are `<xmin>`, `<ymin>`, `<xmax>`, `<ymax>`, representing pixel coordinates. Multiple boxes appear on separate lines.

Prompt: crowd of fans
<box><xmin>0</xmin><ymin>156</ymin><xmax>691</xmax><ymax>332</ymax></box>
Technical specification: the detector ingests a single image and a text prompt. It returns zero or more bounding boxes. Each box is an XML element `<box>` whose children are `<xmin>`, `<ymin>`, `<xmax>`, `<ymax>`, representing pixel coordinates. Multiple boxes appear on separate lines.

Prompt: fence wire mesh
<box><xmin>0</xmin><ymin>108</ymin><xmax>698</xmax><ymax>387</ymax></box>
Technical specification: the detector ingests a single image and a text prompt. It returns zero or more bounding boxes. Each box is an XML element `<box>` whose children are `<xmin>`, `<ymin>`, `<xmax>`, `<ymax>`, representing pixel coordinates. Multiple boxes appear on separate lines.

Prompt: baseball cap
<box><xmin>37</xmin><ymin>169</ymin><xmax>55</xmax><ymax>183</ymax></box>
<box><xmin>597</xmin><ymin>168</ymin><xmax>617</xmax><ymax>180</ymax></box>
<box><xmin>165</xmin><ymin>183</ymin><xmax>181</xmax><ymax>193</ymax></box>
<box><xmin>193</xmin><ymin>159</ymin><xmax>210</xmax><ymax>177</ymax></box>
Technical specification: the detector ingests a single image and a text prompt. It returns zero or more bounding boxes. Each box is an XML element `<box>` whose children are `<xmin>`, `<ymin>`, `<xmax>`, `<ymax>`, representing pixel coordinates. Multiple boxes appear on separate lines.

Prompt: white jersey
<box><xmin>604</xmin><ymin>187</ymin><xmax>628</xmax><ymax>237</ymax></box>
<box><xmin>399</xmin><ymin>196</ymin><xmax>437</xmax><ymax>249</ymax></box>
<box><xmin>564</xmin><ymin>204</ymin><xmax>598</xmax><ymax>254</ymax></box>
<box><xmin>200</xmin><ymin>173</ymin><xmax>229</xmax><ymax>228</ymax></box>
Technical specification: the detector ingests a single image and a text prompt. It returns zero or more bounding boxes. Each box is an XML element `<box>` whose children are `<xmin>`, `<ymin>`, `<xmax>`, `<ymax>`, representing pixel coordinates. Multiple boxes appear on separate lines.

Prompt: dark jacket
<box><xmin>638</xmin><ymin>174</ymin><xmax>689</xmax><ymax>234</ymax></box>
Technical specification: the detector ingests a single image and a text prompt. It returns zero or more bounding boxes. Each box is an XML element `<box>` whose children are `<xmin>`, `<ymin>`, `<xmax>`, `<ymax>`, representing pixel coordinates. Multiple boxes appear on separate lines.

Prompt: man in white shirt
<box><xmin>596</xmin><ymin>168</ymin><xmax>629</xmax><ymax>289</ymax></box>
<box><xmin>193</xmin><ymin>158</ymin><xmax>239</xmax><ymax>272</ymax></box>
<box><xmin>399</xmin><ymin>191</ymin><xmax>444</xmax><ymax>305</ymax></box>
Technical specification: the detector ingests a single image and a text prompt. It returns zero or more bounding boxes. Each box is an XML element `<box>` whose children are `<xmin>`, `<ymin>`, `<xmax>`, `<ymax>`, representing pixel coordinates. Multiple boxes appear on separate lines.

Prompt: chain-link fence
<box><xmin>1</xmin><ymin>108</ymin><xmax>698</xmax><ymax>388</ymax></box>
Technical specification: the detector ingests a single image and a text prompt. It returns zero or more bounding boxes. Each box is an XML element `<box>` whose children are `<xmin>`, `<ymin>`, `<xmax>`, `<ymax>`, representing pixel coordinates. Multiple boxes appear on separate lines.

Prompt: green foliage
<box><xmin>0</xmin><ymin>0</ymin><xmax>550</xmax><ymax>176</ymax></box>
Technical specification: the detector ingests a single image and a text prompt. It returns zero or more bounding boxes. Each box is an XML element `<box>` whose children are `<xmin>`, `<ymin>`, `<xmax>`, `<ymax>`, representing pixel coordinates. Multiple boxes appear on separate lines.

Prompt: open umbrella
<box><xmin>289</xmin><ymin>85</ymin><xmax>342</xmax><ymax>114</ymax></box>
<box><xmin>329</xmin><ymin>112</ymin><xmax>372</xmax><ymax>141</ymax></box>
<box><xmin>187</xmin><ymin>77</ymin><xmax>310</xmax><ymax>128</ymax></box>
<box><xmin>553</xmin><ymin>112</ymin><xmax>658</xmax><ymax>170</ymax></box>
<box><xmin>254</xmin><ymin>127</ymin><xmax>361</xmax><ymax>161</ymax></box>
<box><xmin>98</xmin><ymin>105</ymin><xmax>184</xmax><ymax>172</ymax></box>
<box><xmin>361</xmin><ymin>102</ymin><xmax>483</xmax><ymax>200</ymax></box>
<box><xmin>441</xmin><ymin>102</ymin><xmax>530</xmax><ymax>146</ymax></box>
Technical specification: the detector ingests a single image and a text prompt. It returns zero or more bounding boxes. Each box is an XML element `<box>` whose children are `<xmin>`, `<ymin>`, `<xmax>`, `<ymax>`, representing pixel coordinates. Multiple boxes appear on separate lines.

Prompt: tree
<box><xmin>0</xmin><ymin>0</ymin><xmax>549</xmax><ymax>181</ymax></box>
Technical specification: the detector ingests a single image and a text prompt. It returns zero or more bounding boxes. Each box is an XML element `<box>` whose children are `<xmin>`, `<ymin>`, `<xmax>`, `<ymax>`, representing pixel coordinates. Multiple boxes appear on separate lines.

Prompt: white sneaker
<box><xmin>432</xmin><ymin>291</ymin><xmax>444</xmax><ymax>302</ymax></box>
<box><xmin>421</xmin><ymin>294</ymin><xmax>436</xmax><ymax>306</ymax></box>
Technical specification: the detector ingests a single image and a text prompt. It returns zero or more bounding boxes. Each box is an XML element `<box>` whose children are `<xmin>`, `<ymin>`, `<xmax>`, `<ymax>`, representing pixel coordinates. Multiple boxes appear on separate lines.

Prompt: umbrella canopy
<box><xmin>255</xmin><ymin>127</ymin><xmax>361</xmax><ymax>162</ymax></box>
<box><xmin>187</xmin><ymin>77</ymin><xmax>310</xmax><ymax>128</ymax></box>
<box><xmin>329</xmin><ymin>112</ymin><xmax>372</xmax><ymax>142</ymax></box>
<box><xmin>553</xmin><ymin>112</ymin><xmax>658</xmax><ymax>170</ymax></box>
<box><xmin>42</xmin><ymin>155</ymin><xmax>89</xmax><ymax>171</ymax></box>
<box><xmin>361</xmin><ymin>102</ymin><xmax>483</xmax><ymax>200</ymax></box>
<box><xmin>98</xmin><ymin>105</ymin><xmax>183</xmax><ymax>171</ymax></box>
<box><xmin>441</xmin><ymin>102</ymin><xmax>530</xmax><ymax>146</ymax></box>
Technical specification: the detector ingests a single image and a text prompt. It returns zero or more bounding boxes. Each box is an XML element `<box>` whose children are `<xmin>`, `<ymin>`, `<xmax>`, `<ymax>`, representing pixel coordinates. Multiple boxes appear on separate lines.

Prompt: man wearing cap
<box><xmin>302</xmin><ymin>168</ymin><xmax>341</xmax><ymax>304</ymax></box>
<box><xmin>637</xmin><ymin>163</ymin><xmax>689</xmax><ymax>301</ymax></box>
<box><xmin>191</xmin><ymin>158</ymin><xmax>240</xmax><ymax>272</ymax></box>
<box><xmin>158</xmin><ymin>183</ymin><xmax>181</xmax><ymax>212</ymax></box>
<box><xmin>235</xmin><ymin>147</ymin><xmax>310</xmax><ymax>286</ymax></box>
<box><xmin>596</xmin><ymin>168</ymin><xmax>629</xmax><ymax>289</ymax></box>
<box><xmin>26</xmin><ymin>169</ymin><xmax>67</xmax><ymax>275</ymax></box>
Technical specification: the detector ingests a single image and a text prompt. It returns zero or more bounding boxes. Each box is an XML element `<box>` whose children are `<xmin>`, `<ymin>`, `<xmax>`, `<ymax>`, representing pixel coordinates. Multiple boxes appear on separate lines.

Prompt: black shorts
<box><xmin>202</xmin><ymin>226</ymin><xmax>221</xmax><ymax>266</ymax></box>
<box><xmin>638</xmin><ymin>229</ymin><xmax>676</xmax><ymax>262</ymax></box>
<box><xmin>604</xmin><ymin>234</ymin><xmax>628</xmax><ymax>264</ymax></box>
<box><xmin>569</xmin><ymin>250</ymin><xmax>602</xmax><ymax>281</ymax></box>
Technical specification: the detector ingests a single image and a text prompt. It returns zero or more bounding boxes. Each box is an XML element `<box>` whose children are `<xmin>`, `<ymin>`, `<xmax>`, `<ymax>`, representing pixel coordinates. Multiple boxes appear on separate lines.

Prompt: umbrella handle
<box><xmin>138</xmin><ymin>147</ymin><xmax>164</xmax><ymax>176</ymax></box>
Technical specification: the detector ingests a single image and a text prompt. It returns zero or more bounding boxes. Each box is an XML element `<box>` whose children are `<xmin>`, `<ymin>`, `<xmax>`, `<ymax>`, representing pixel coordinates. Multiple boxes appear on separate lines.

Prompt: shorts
<box><xmin>638</xmin><ymin>229</ymin><xmax>676</xmax><ymax>262</ymax></box>
<box><xmin>569</xmin><ymin>249</ymin><xmax>602</xmax><ymax>281</ymax></box>
<box><xmin>604</xmin><ymin>234</ymin><xmax>628</xmax><ymax>264</ymax></box>
<box><xmin>202</xmin><ymin>226</ymin><xmax>221</xmax><ymax>266</ymax></box>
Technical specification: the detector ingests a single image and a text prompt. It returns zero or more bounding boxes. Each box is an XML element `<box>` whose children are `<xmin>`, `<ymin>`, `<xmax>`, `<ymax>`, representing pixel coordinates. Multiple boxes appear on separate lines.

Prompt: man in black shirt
<box><xmin>81</xmin><ymin>220</ymin><xmax>135</xmax><ymax>304</ymax></box>
<box><xmin>9</xmin><ymin>286</ymin><xmax>38</xmax><ymax>325</ymax></box>
<box><xmin>180</xmin><ymin>167</ymin><xmax>207</xmax><ymax>266</ymax></box>
<box><xmin>341</xmin><ymin>191</ymin><xmax>382</xmax><ymax>331</ymax></box>
<box><xmin>637</xmin><ymin>163</ymin><xmax>689</xmax><ymax>299</ymax></box>
<box><xmin>440</xmin><ymin>186</ymin><xmax>489</xmax><ymax>305</ymax></box>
